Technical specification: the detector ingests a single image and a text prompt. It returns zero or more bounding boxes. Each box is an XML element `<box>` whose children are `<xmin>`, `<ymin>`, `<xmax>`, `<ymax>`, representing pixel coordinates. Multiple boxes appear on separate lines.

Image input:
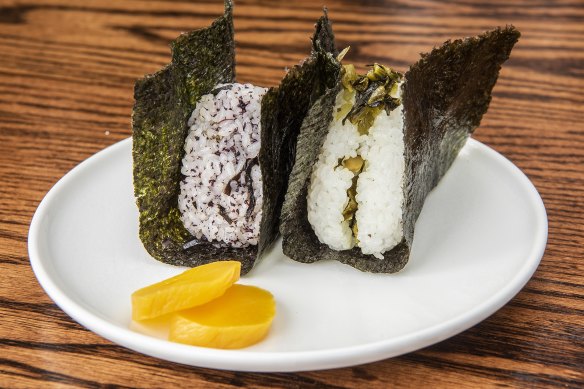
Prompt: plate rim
<box><xmin>28</xmin><ymin>137</ymin><xmax>548</xmax><ymax>372</ymax></box>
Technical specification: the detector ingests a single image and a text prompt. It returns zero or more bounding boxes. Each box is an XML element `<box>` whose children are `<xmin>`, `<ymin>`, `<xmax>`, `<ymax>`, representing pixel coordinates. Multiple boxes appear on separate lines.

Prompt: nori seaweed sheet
<box><xmin>132</xmin><ymin>3</ymin><xmax>339</xmax><ymax>274</ymax></box>
<box><xmin>259</xmin><ymin>10</ymin><xmax>340</xmax><ymax>257</ymax></box>
<box><xmin>280</xmin><ymin>26</ymin><xmax>520</xmax><ymax>273</ymax></box>
<box><xmin>133</xmin><ymin>0</ymin><xmax>239</xmax><ymax>270</ymax></box>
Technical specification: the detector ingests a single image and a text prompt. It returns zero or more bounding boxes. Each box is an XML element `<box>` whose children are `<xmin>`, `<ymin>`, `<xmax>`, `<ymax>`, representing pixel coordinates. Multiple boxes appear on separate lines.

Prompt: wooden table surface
<box><xmin>1</xmin><ymin>0</ymin><xmax>582</xmax><ymax>387</ymax></box>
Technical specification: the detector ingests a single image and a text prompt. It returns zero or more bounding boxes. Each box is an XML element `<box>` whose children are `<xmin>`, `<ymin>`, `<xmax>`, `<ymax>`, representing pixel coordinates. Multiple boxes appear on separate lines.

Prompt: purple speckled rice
<box><xmin>178</xmin><ymin>83</ymin><xmax>267</xmax><ymax>247</ymax></box>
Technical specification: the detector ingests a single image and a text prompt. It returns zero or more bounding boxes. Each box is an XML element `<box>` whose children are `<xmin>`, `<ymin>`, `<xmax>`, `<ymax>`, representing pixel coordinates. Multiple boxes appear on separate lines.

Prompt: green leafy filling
<box><xmin>335</xmin><ymin>50</ymin><xmax>403</xmax><ymax>241</ymax></box>
<box><xmin>339</xmin><ymin>52</ymin><xmax>403</xmax><ymax>134</ymax></box>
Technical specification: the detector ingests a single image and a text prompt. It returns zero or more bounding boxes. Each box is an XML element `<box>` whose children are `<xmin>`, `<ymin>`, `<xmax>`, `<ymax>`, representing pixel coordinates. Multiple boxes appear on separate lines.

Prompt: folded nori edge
<box><xmin>132</xmin><ymin>1</ymin><xmax>339</xmax><ymax>274</ymax></box>
<box><xmin>280</xmin><ymin>26</ymin><xmax>520</xmax><ymax>273</ymax></box>
<box><xmin>259</xmin><ymin>10</ymin><xmax>340</xmax><ymax>258</ymax></box>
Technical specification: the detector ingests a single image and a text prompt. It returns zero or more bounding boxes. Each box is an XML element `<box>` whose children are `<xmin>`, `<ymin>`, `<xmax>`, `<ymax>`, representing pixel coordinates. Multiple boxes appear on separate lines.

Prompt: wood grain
<box><xmin>1</xmin><ymin>0</ymin><xmax>582</xmax><ymax>387</ymax></box>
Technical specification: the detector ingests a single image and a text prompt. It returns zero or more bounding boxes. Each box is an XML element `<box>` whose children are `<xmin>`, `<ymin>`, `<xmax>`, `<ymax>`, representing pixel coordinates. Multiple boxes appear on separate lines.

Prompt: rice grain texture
<box><xmin>178</xmin><ymin>83</ymin><xmax>267</xmax><ymax>247</ymax></box>
<box><xmin>307</xmin><ymin>88</ymin><xmax>405</xmax><ymax>258</ymax></box>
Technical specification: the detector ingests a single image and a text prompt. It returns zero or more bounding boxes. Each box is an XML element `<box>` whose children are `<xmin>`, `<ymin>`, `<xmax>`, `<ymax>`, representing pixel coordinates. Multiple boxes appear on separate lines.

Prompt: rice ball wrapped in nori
<box><xmin>306</xmin><ymin>58</ymin><xmax>406</xmax><ymax>259</ymax></box>
<box><xmin>132</xmin><ymin>1</ymin><xmax>339</xmax><ymax>274</ymax></box>
<box><xmin>280</xmin><ymin>26</ymin><xmax>520</xmax><ymax>272</ymax></box>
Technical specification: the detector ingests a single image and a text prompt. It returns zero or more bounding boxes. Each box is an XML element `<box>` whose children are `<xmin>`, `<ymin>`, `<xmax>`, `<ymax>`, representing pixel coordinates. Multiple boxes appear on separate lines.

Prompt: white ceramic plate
<box><xmin>28</xmin><ymin>137</ymin><xmax>547</xmax><ymax>372</ymax></box>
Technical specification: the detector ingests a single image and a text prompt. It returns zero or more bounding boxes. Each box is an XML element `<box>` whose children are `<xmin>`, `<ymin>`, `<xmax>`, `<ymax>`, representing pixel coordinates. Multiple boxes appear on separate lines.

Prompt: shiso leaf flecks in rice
<box><xmin>179</xmin><ymin>83</ymin><xmax>267</xmax><ymax>248</ymax></box>
<box><xmin>132</xmin><ymin>2</ymin><xmax>341</xmax><ymax>274</ymax></box>
<box><xmin>132</xmin><ymin>0</ymin><xmax>239</xmax><ymax>268</ymax></box>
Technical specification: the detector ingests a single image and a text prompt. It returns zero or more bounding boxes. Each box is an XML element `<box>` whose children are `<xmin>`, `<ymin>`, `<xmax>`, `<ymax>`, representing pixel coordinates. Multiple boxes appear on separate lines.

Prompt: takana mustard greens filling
<box><xmin>334</xmin><ymin>47</ymin><xmax>403</xmax><ymax>242</ymax></box>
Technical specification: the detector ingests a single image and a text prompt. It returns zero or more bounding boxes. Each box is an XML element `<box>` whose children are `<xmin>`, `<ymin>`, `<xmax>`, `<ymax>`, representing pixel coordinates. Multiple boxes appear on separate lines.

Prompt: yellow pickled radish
<box><xmin>132</xmin><ymin>261</ymin><xmax>241</xmax><ymax>321</ymax></box>
<box><xmin>169</xmin><ymin>284</ymin><xmax>275</xmax><ymax>349</ymax></box>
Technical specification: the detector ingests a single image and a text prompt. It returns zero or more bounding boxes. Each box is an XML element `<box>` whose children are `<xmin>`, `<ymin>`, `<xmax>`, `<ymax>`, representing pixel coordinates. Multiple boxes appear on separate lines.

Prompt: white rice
<box><xmin>178</xmin><ymin>83</ymin><xmax>267</xmax><ymax>247</ymax></box>
<box><xmin>307</xmin><ymin>86</ymin><xmax>405</xmax><ymax>258</ymax></box>
<box><xmin>355</xmin><ymin>104</ymin><xmax>405</xmax><ymax>257</ymax></box>
<box><xmin>307</xmin><ymin>91</ymin><xmax>362</xmax><ymax>251</ymax></box>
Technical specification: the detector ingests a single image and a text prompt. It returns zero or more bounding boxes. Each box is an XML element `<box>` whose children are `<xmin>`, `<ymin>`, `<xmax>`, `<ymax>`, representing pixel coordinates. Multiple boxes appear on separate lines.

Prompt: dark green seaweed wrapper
<box><xmin>259</xmin><ymin>10</ymin><xmax>340</xmax><ymax>257</ymax></box>
<box><xmin>280</xmin><ymin>26</ymin><xmax>520</xmax><ymax>273</ymax></box>
<box><xmin>132</xmin><ymin>1</ymin><xmax>339</xmax><ymax>274</ymax></box>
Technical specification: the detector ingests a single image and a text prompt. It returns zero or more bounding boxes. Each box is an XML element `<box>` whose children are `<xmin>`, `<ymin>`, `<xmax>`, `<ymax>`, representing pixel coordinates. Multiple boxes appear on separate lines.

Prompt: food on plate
<box><xmin>306</xmin><ymin>56</ymin><xmax>405</xmax><ymax>259</ymax></box>
<box><xmin>131</xmin><ymin>263</ymin><xmax>275</xmax><ymax>349</ymax></box>
<box><xmin>178</xmin><ymin>82</ymin><xmax>267</xmax><ymax>249</ymax></box>
<box><xmin>132</xmin><ymin>0</ymin><xmax>338</xmax><ymax>274</ymax></box>
<box><xmin>280</xmin><ymin>27</ymin><xmax>520</xmax><ymax>272</ymax></box>
<box><xmin>132</xmin><ymin>261</ymin><xmax>240</xmax><ymax>321</ymax></box>
<box><xmin>132</xmin><ymin>0</ymin><xmax>519</xmax><ymax>274</ymax></box>
<box><xmin>169</xmin><ymin>284</ymin><xmax>275</xmax><ymax>349</ymax></box>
